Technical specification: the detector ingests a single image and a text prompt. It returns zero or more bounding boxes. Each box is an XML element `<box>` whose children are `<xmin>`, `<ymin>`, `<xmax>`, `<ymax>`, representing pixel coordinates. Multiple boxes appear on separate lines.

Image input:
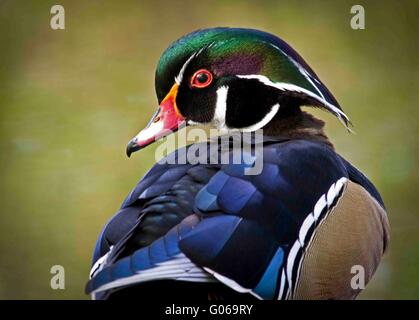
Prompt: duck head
<box><xmin>127</xmin><ymin>27</ymin><xmax>350</xmax><ymax>157</ymax></box>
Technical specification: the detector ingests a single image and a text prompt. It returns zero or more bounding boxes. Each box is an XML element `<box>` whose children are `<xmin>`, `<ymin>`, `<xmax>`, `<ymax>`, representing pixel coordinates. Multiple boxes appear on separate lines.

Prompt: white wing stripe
<box><xmin>281</xmin><ymin>177</ymin><xmax>348</xmax><ymax>299</ymax></box>
<box><xmin>91</xmin><ymin>253</ymin><xmax>213</xmax><ymax>294</ymax></box>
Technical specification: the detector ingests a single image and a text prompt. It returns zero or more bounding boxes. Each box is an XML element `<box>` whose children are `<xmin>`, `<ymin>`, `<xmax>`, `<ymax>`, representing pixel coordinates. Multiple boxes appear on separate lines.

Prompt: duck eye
<box><xmin>191</xmin><ymin>69</ymin><xmax>213</xmax><ymax>88</ymax></box>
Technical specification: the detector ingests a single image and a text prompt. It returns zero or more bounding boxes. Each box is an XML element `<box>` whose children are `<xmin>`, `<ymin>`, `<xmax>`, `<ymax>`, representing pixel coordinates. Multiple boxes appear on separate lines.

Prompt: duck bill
<box><xmin>126</xmin><ymin>84</ymin><xmax>185</xmax><ymax>157</ymax></box>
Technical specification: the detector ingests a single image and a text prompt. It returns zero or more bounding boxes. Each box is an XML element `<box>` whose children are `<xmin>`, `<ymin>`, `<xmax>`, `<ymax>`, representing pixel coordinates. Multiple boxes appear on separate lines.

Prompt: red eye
<box><xmin>190</xmin><ymin>69</ymin><xmax>213</xmax><ymax>88</ymax></box>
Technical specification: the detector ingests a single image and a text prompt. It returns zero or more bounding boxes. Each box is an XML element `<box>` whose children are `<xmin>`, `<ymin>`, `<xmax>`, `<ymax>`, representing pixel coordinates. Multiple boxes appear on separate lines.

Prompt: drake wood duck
<box><xmin>86</xmin><ymin>28</ymin><xmax>390</xmax><ymax>300</ymax></box>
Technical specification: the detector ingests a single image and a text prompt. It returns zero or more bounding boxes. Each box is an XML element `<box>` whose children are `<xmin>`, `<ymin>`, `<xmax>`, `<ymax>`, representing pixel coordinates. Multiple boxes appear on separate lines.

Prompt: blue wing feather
<box><xmin>87</xmin><ymin>215</ymin><xmax>203</xmax><ymax>294</ymax></box>
<box><xmin>88</xmin><ymin>138</ymin><xmax>384</xmax><ymax>298</ymax></box>
<box><xmin>181</xmin><ymin>139</ymin><xmax>348</xmax><ymax>293</ymax></box>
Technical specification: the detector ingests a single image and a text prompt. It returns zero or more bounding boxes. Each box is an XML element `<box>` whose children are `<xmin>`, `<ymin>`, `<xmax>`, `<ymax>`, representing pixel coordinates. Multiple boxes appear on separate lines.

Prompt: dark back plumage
<box><xmin>87</xmin><ymin>136</ymin><xmax>387</xmax><ymax>299</ymax></box>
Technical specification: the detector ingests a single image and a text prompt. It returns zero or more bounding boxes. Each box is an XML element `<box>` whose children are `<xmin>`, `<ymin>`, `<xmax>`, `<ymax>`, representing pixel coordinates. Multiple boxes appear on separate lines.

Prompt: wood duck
<box><xmin>86</xmin><ymin>28</ymin><xmax>390</xmax><ymax>300</ymax></box>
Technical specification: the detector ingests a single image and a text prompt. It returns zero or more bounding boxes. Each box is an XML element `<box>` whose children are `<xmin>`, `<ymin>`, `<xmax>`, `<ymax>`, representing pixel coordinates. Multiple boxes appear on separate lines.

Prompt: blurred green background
<box><xmin>0</xmin><ymin>0</ymin><xmax>418</xmax><ymax>299</ymax></box>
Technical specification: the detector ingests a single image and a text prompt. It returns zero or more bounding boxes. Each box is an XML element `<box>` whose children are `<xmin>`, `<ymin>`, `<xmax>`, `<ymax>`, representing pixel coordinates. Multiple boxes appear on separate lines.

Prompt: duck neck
<box><xmin>263</xmin><ymin>108</ymin><xmax>334</xmax><ymax>149</ymax></box>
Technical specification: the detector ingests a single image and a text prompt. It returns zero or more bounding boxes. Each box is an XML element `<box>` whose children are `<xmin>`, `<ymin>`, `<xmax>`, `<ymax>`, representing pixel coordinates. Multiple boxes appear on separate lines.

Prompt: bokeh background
<box><xmin>0</xmin><ymin>0</ymin><xmax>418</xmax><ymax>299</ymax></box>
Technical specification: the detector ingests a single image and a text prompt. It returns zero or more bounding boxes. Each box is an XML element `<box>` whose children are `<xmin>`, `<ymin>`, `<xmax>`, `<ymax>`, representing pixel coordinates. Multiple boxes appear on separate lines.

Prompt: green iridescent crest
<box><xmin>155</xmin><ymin>27</ymin><xmax>349</xmax><ymax>127</ymax></box>
<box><xmin>157</xmin><ymin>28</ymin><xmax>317</xmax><ymax>98</ymax></box>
